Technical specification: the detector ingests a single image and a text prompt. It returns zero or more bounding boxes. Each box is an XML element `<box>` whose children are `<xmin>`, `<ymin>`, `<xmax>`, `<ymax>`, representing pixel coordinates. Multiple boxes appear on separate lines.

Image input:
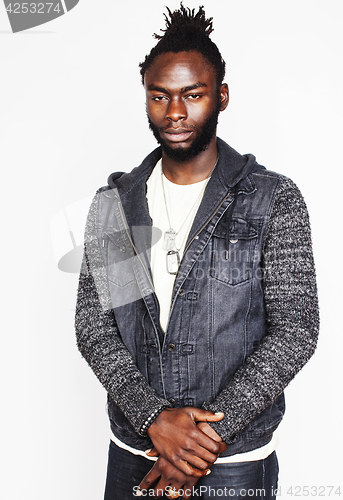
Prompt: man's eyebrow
<box><xmin>147</xmin><ymin>84</ymin><xmax>169</xmax><ymax>93</ymax></box>
<box><xmin>147</xmin><ymin>82</ymin><xmax>207</xmax><ymax>93</ymax></box>
<box><xmin>180</xmin><ymin>82</ymin><xmax>207</xmax><ymax>93</ymax></box>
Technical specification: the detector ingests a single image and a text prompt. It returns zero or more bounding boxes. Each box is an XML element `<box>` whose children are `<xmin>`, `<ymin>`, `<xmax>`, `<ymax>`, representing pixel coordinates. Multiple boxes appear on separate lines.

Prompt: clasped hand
<box><xmin>138</xmin><ymin>407</ymin><xmax>226</xmax><ymax>498</ymax></box>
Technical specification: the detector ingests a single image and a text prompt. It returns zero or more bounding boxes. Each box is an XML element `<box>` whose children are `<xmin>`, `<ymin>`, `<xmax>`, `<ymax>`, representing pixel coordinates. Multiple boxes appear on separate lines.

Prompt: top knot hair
<box><xmin>139</xmin><ymin>3</ymin><xmax>225</xmax><ymax>88</ymax></box>
<box><xmin>153</xmin><ymin>4</ymin><xmax>214</xmax><ymax>40</ymax></box>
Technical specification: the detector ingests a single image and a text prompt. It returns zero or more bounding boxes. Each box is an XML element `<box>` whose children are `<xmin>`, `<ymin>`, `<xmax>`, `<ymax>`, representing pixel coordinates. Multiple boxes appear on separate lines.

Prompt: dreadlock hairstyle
<box><xmin>139</xmin><ymin>3</ymin><xmax>226</xmax><ymax>88</ymax></box>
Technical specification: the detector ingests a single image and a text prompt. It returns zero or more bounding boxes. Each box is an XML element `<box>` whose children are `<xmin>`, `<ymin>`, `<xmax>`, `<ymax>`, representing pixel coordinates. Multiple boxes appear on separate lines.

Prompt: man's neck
<box><xmin>161</xmin><ymin>136</ymin><xmax>218</xmax><ymax>185</ymax></box>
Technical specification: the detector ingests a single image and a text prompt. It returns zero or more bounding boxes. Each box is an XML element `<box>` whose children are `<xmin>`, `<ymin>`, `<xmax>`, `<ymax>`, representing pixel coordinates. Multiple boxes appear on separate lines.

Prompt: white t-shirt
<box><xmin>147</xmin><ymin>158</ymin><xmax>209</xmax><ymax>331</ymax></box>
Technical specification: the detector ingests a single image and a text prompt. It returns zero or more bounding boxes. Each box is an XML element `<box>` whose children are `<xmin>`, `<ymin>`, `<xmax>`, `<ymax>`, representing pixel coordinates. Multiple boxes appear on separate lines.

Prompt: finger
<box><xmin>173</xmin><ymin>456</ymin><xmax>211</xmax><ymax>477</ymax></box>
<box><xmin>197</xmin><ymin>422</ymin><xmax>222</xmax><ymax>442</ymax></box>
<box><xmin>165</xmin><ymin>481</ymin><xmax>184</xmax><ymax>499</ymax></box>
<box><xmin>176</xmin><ymin>452</ymin><xmax>217</xmax><ymax>477</ymax></box>
<box><xmin>147</xmin><ymin>465</ymin><xmax>187</xmax><ymax>498</ymax></box>
<box><xmin>145</xmin><ymin>446</ymin><xmax>159</xmax><ymax>457</ymax></box>
<box><xmin>177</xmin><ymin>430</ymin><xmax>221</xmax><ymax>459</ymax></box>
<box><xmin>190</xmin><ymin>408</ymin><xmax>224</xmax><ymax>423</ymax></box>
<box><xmin>218</xmin><ymin>441</ymin><xmax>227</xmax><ymax>454</ymax></box>
<box><xmin>174</xmin><ymin>455</ymin><xmax>217</xmax><ymax>479</ymax></box>
<box><xmin>183</xmin><ymin>478</ymin><xmax>202</xmax><ymax>499</ymax></box>
<box><xmin>191</xmin><ymin>429</ymin><xmax>222</xmax><ymax>456</ymax></box>
<box><xmin>196</xmin><ymin>422</ymin><xmax>227</xmax><ymax>456</ymax></box>
<box><xmin>176</xmin><ymin>417</ymin><xmax>223</xmax><ymax>456</ymax></box>
<box><xmin>151</xmin><ymin>477</ymin><xmax>170</xmax><ymax>498</ymax></box>
<box><xmin>138</xmin><ymin>465</ymin><xmax>161</xmax><ymax>493</ymax></box>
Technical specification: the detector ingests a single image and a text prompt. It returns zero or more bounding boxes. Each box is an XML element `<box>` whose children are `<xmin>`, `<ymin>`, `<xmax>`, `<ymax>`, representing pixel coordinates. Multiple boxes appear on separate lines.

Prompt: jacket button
<box><xmin>169</xmin><ymin>398</ymin><xmax>176</xmax><ymax>405</ymax></box>
<box><xmin>178</xmin><ymin>289</ymin><xmax>185</xmax><ymax>296</ymax></box>
<box><xmin>168</xmin><ymin>343</ymin><xmax>176</xmax><ymax>352</ymax></box>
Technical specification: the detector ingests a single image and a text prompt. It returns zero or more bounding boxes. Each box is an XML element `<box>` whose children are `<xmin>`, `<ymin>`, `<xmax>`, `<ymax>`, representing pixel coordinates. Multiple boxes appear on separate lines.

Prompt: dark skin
<box><xmin>140</xmin><ymin>413</ymin><xmax>227</xmax><ymax>499</ymax></box>
<box><xmin>145</xmin><ymin>51</ymin><xmax>229</xmax><ymax>184</ymax></box>
<box><xmin>138</xmin><ymin>51</ymin><xmax>230</xmax><ymax>497</ymax></box>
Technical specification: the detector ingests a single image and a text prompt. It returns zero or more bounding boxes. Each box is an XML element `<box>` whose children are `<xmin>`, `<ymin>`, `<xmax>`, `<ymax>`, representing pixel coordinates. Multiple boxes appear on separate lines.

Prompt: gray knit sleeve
<box><xmin>202</xmin><ymin>177</ymin><xmax>319</xmax><ymax>443</ymax></box>
<box><xmin>75</xmin><ymin>192</ymin><xmax>171</xmax><ymax>435</ymax></box>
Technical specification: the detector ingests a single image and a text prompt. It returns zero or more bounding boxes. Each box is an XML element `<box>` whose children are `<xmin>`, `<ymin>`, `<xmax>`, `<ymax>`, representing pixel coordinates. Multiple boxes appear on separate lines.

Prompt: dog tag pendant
<box><xmin>163</xmin><ymin>228</ymin><xmax>177</xmax><ymax>251</ymax></box>
<box><xmin>166</xmin><ymin>250</ymin><xmax>180</xmax><ymax>275</ymax></box>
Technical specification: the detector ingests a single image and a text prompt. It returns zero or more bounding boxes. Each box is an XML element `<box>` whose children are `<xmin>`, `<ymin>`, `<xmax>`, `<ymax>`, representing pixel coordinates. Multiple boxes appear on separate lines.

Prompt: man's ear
<box><xmin>219</xmin><ymin>84</ymin><xmax>229</xmax><ymax>111</ymax></box>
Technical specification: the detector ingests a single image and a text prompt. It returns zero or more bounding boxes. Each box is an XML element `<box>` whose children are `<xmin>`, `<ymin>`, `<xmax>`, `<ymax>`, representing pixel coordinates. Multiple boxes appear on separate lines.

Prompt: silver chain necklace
<box><xmin>161</xmin><ymin>158</ymin><xmax>218</xmax><ymax>274</ymax></box>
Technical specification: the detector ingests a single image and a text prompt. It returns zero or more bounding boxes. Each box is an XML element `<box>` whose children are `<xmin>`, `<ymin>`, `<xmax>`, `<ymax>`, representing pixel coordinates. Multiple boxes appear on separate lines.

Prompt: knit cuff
<box><xmin>201</xmin><ymin>400</ymin><xmax>238</xmax><ymax>444</ymax></box>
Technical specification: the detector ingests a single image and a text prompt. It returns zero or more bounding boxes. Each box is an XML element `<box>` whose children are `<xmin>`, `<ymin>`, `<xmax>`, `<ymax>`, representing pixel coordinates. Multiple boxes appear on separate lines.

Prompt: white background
<box><xmin>1</xmin><ymin>1</ymin><xmax>342</xmax><ymax>498</ymax></box>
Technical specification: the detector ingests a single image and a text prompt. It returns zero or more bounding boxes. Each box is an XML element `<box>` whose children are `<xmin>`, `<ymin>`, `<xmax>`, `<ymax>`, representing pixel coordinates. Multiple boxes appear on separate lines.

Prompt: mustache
<box><xmin>161</xmin><ymin>124</ymin><xmax>196</xmax><ymax>132</ymax></box>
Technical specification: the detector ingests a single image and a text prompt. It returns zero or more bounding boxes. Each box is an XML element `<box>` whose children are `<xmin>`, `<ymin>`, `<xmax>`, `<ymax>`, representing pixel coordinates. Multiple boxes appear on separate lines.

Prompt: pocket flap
<box><xmin>103</xmin><ymin>230</ymin><xmax>126</xmax><ymax>252</ymax></box>
<box><xmin>214</xmin><ymin>218</ymin><xmax>258</xmax><ymax>240</ymax></box>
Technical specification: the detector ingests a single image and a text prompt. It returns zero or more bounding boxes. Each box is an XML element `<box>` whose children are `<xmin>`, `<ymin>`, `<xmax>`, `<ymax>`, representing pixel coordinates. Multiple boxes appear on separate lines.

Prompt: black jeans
<box><xmin>104</xmin><ymin>441</ymin><xmax>279</xmax><ymax>500</ymax></box>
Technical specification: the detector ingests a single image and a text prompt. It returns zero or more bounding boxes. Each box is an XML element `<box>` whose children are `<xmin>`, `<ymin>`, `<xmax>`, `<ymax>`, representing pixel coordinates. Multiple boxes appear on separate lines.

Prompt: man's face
<box><xmin>144</xmin><ymin>51</ymin><xmax>227</xmax><ymax>162</ymax></box>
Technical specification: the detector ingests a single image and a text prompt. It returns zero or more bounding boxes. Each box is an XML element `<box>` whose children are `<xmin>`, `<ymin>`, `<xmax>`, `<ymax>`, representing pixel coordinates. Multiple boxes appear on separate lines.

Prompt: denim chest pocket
<box><xmin>210</xmin><ymin>218</ymin><xmax>258</xmax><ymax>286</ymax></box>
<box><xmin>102</xmin><ymin>230</ymin><xmax>136</xmax><ymax>287</ymax></box>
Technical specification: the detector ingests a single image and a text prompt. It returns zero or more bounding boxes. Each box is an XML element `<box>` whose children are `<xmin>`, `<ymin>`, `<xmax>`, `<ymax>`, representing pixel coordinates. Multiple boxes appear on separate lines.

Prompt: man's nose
<box><xmin>166</xmin><ymin>97</ymin><xmax>187</xmax><ymax>122</ymax></box>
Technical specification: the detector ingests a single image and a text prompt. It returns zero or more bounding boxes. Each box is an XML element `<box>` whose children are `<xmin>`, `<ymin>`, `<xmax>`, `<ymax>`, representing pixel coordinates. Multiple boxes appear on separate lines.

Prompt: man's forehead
<box><xmin>144</xmin><ymin>51</ymin><xmax>216</xmax><ymax>88</ymax></box>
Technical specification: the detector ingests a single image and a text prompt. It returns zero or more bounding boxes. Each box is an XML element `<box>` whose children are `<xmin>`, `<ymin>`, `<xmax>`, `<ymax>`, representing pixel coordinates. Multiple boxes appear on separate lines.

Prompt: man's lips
<box><xmin>163</xmin><ymin>128</ymin><xmax>193</xmax><ymax>142</ymax></box>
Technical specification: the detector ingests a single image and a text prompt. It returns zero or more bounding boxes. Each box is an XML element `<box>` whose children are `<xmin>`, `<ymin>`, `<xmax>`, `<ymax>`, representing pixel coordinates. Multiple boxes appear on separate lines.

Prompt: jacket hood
<box><xmin>215</xmin><ymin>138</ymin><xmax>265</xmax><ymax>189</ymax></box>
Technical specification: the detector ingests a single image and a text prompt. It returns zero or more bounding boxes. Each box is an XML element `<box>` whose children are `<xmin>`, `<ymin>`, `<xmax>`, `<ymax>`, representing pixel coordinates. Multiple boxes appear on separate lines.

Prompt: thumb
<box><xmin>144</xmin><ymin>446</ymin><xmax>159</xmax><ymax>457</ymax></box>
<box><xmin>191</xmin><ymin>408</ymin><xmax>225</xmax><ymax>422</ymax></box>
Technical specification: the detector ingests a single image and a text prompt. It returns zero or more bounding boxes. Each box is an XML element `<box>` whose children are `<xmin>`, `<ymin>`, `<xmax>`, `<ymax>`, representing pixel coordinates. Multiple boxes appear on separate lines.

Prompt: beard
<box><xmin>148</xmin><ymin>100</ymin><xmax>221</xmax><ymax>163</ymax></box>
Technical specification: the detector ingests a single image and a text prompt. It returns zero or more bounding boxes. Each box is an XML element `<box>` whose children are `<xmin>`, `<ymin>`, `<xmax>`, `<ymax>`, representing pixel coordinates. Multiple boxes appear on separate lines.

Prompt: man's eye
<box><xmin>186</xmin><ymin>94</ymin><xmax>201</xmax><ymax>99</ymax></box>
<box><xmin>152</xmin><ymin>96</ymin><xmax>167</xmax><ymax>102</ymax></box>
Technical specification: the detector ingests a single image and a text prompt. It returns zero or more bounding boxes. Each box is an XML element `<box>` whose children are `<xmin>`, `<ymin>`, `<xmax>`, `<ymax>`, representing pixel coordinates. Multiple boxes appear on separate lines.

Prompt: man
<box><xmin>75</xmin><ymin>4</ymin><xmax>319</xmax><ymax>499</ymax></box>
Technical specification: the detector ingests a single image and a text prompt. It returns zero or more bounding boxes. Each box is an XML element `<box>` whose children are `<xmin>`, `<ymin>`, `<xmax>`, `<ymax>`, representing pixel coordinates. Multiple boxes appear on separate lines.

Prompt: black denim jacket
<box><xmin>75</xmin><ymin>138</ymin><xmax>319</xmax><ymax>456</ymax></box>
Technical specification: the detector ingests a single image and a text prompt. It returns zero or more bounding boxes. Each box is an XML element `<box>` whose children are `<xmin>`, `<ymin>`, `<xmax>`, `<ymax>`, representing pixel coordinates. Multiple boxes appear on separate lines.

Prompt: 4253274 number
<box><xmin>287</xmin><ymin>486</ymin><xmax>342</xmax><ymax>497</ymax></box>
<box><xmin>6</xmin><ymin>3</ymin><xmax>61</xmax><ymax>14</ymax></box>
